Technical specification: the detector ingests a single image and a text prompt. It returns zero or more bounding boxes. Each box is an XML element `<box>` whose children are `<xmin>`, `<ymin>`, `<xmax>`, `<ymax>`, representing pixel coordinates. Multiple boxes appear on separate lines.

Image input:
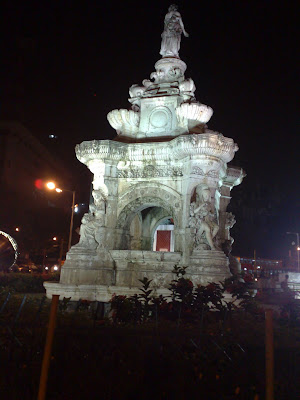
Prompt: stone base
<box><xmin>189</xmin><ymin>250</ymin><xmax>231</xmax><ymax>285</ymax></box>
<box><xmin>43</xmin><ymin>282</ymin><xmax>172</xmax><ymax>302</ymax></box>
<box><xmin>44</xmin><ymin>249</ymin><xmax>231</xmax><ymax>302</ymax></box>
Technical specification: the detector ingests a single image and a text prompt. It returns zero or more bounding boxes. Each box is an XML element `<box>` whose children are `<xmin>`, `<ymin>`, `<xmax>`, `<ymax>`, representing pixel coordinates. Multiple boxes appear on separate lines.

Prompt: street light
<box><xmin>46</xmin><ymin>182</ymin><xmax>76</xmax><ymax>251</ymax></box>
<box><xmin>286</xmin><ymin>232</ymin><xmax>300</xmax><ymax>272</ymax></box>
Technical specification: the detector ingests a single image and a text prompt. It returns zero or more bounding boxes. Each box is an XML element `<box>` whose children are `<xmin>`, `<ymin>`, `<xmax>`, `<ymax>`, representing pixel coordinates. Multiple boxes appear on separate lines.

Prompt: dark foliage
<box><xmin>110</xmin><ymin>267</ymin><xmax>259</xmax><ymax>325</ymax></box>
<box><xmin>0</xmin><ymin>272</ymin><xmax>59</xmax><ymax>293</ymax></box>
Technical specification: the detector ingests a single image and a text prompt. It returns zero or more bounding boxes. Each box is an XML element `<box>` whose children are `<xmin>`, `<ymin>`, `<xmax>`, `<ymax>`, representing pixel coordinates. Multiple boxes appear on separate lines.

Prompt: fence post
<box><xmin>37</xmin><ymin>294</ymin><xmax>59</xmax><ymax>400</ymax></box>
<box><xmin>265</xmin><ymin>309</ymin><xmax>274</xmax><ymax>400</ymax></box>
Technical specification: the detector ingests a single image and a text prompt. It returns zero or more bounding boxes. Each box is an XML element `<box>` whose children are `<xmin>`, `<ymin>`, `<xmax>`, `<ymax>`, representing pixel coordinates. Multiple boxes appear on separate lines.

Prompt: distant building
<box><xmin>237</xmin><ymin>256</ymin><xmax>284</xmax><ymax>275</ymax></box>
<box><xmin>0</xmin><ymin>121</ymin><xmax>82</xmax><ymax>259</ymax></box>
<box><xmin>0</xmin><ymin>121</ymin><xmax>72</xmax><ymax>200</ymax></box>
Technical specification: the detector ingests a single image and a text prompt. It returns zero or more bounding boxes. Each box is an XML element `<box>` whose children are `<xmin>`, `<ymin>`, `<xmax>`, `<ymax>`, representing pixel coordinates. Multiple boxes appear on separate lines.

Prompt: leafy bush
<box><xmin>0</xmin><ymin>272</ymin><xmax>60</xmax><ymax>293</ymax></box>
<box><xmin>109</xmin><ymin>267</ymin><xmax>262</xmax><ymax>326</ymax></box>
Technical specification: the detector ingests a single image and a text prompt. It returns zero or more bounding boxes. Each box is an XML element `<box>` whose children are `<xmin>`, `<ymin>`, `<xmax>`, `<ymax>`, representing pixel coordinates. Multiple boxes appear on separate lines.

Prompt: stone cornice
<box><xmin>75</xmin><ymin>133</ymin><xmax>238</xmax><ymax>166</ymax></box>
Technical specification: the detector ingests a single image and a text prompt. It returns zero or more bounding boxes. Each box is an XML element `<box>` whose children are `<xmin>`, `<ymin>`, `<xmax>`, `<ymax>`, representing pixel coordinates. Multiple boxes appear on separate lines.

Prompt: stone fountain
<box><xmin>45</xmin><ymin>5</ymin><xmax>245</xmax><ymax>301</ymax></box>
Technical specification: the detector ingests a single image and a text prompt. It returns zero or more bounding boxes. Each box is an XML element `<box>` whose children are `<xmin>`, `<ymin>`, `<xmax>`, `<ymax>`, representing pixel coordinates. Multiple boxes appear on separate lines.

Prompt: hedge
<box><xmin>0</xmin><ymin>272</ymin><xmax>60</xmax><ymax>293</ymax></box>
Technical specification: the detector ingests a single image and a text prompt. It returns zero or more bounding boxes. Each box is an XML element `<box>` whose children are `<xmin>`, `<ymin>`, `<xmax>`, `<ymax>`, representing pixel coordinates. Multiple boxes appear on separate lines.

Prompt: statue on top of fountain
<box><xmin>160</xmin><ymin>4</ymin><xmax>189</xmax><ymax>58</ymax></box>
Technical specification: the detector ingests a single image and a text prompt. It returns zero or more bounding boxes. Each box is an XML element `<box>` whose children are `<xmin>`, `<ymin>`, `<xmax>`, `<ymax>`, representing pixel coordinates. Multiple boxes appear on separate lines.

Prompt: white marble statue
<box><xmin>190</xmin><ymin>184</ymin><xmax>219</xmax><ymax>250</ymax></box>
<box><xmin>45</xmin><ymin>7</ymin><xmax>245</xmax><ymax>302</ymax></box>
<box><xmin>160</xmin><ymin>5</ymin><xmax>189</xmax><ymax>58</ymax></box>
<box><xmin>74</xmin><ymin>213</ymin><xmax>98</xmax><ymax>249</ymax></box>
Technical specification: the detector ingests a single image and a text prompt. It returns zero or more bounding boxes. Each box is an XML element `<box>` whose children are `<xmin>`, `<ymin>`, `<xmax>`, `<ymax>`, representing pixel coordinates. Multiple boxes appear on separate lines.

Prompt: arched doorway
<box><xmin>116</xmin><ymin>197</ymin><xmax>176</xmax><ymax>251</ymax></box>
<box><xmin>128</xmin><ymin>206</ymin><xmax>174</xmax><ymax>251</ymax></box>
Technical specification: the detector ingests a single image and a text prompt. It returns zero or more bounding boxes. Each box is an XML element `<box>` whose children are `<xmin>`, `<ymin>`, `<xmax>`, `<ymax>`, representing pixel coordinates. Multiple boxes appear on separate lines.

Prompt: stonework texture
<box><xmin>45</xmin><ymin>6</ymin><xmax>245</xmax><ymax>301</ymax></box>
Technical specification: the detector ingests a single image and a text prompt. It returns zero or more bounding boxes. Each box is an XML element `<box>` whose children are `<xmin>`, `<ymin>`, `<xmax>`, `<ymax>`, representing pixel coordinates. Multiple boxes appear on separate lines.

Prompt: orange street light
<box><xmin>46</xmin><ymin>181</ymin><xmax>76</xmax><ymax>251</ymax></box>
<box><xmin>46</xmin><ymin>182</ymin><xmax>56</xmax><ymax>190</ymax></box>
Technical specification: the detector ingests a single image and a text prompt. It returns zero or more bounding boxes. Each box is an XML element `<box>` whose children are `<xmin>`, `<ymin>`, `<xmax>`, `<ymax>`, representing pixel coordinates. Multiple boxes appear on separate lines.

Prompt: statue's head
<box><xmin>196</xmin><ymin>184</ymin><xmax>211</xmax><ymax>202</ymax></box>
<box><xmin>81</xmin><ymin>214</ymin><xmax>89</xmax><ymax>224</ymax></box>
<box><xmin>168</xmin><ymin>4</ymin><xmax>178</xmax><ymax>12</ymax></box>
<box><xmin>82</xmin><ymin>213</ymin><xmax>93</xmax><ymax>224</ymax></box>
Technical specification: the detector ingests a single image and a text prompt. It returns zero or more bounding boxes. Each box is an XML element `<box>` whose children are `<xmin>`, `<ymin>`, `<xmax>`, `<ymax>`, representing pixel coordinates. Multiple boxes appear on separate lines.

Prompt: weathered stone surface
<box><xmin>45</xmin><ymin>6</ymin><xmax>245</xmax><ymax>302</ymax></box>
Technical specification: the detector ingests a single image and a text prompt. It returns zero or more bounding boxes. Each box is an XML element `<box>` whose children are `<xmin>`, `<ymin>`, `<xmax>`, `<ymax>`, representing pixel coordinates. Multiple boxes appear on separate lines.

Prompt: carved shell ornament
<box><xmin>107</xmin><ymin>109</ymin><xmax>140</xmax><ymax>136</ymax></box>
<box><xmin>176</xmin><ymin>102</ymin><xmax>213</xmax><ymax>128</ymax></box>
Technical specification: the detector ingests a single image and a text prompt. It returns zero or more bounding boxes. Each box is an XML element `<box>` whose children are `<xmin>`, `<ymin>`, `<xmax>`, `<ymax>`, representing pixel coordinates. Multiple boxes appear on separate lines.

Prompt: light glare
<box><xmin>46</xmin><ymin>182</ymin><xmax>56</xmax><ymax>190</ymax></box>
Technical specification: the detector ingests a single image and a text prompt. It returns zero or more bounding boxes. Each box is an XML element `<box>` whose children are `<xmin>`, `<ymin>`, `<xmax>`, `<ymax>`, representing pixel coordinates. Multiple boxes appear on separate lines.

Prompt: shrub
<box><xmin>109</xmin><ymin>267</ymin><xmax>262</xmax><ymax>326</ymax></box>
<box><xmin>0</xmin><ymin>272</ymin><xmax>60</xmax><ymax>293</ymax></box>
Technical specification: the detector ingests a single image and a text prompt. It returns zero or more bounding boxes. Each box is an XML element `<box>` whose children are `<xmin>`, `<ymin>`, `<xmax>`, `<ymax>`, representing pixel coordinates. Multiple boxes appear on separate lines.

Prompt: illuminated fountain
<box><xmin>45</xmin><ymin>5</ymin><xmax>245</xmax><ymax>301</ymax></box>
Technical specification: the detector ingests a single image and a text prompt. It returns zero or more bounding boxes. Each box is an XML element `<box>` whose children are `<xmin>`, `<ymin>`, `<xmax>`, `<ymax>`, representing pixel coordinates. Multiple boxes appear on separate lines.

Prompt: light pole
<box><xmin>286</xmin><ymin>232</ymin><xmax>300</xmax><ymax>272</ymax></box>
<box><xmin>46</xmin><ymin>182</ymin><xmax>76</xmax><ymax>252</ymax></box>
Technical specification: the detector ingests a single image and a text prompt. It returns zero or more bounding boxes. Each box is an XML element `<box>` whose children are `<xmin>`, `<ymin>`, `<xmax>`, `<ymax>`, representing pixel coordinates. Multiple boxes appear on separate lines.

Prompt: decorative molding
<box><xmin>76</xmin><ymin>133</ymin><xmax>238</xmax><ymax>165</ymax></box>
<box><xmin>191</xmin><ymin>166</ymin><xmax>219</xmax><ymax>178</ymax></box>
<box><xmin>117</xmin><ymin>164</ymin><xmax>183</xmax><ymax>178</ymax></box>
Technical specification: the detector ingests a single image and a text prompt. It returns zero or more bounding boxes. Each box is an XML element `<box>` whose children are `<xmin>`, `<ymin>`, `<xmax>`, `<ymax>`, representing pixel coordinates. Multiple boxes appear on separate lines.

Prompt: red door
<box><xmin>156</xmin><ymin>230</ymin><xmax>171</xmax><ymax>252</ymax></box>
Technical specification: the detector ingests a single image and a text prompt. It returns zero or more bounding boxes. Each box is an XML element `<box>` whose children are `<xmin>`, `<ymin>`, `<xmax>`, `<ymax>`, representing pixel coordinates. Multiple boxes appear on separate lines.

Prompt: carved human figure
<box><xmin>192</xmin><ymin>184</ymin><xmax>219</xmax><ymax>250</ymax></box>
<box><xmin>222</xmin><ymin>240</ymin><xmax>243</xmax><ymax>279</ymax></box>
<box><xmin>225</xmin><ymin>212</ymin><xmax>236</xmax><ymax>241</ymax></box>
<box><xmin>160</xmin><ymin>5</ymin><xmax>189</xmax><ymax>58</ymax></box>
<box><xmin>90</xmin><ymin>203</ymin><xmax>105</xmax><ymax>224</ymax></box>
<box><xmin>75</xmin><ymin>213</ymin><xmax>98</xmax><ymax>249</ymax></box>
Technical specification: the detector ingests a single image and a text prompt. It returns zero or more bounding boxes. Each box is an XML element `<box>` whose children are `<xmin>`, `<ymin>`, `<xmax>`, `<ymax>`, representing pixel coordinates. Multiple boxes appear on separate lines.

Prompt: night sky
<box><xmin>2</xmin><ymin>0</ymin><xmax>299</xmax><ymax>258</ymax></box>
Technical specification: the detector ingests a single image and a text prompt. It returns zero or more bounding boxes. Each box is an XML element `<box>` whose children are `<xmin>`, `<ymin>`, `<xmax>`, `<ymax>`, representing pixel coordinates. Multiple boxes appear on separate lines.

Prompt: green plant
<box><xmin>110</xmin><ymin>295</ymin><xmax>136</xmax><ymax>324</ymax></box>
<box><xmin>59</xmin><ymin>297</ymin><xmax>72</xmax><ymax>313</ymax></box>
<box><xmin>137</xmin><ymin>277</ymin><xmax>153</xmax><ymax>321</ymax></box>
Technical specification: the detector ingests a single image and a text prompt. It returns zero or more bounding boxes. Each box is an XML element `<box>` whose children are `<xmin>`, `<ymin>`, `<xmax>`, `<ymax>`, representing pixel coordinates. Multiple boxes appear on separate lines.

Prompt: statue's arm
<box><xmin>178</xmin><ymin>14</ymin><xmax>190</xmax><ymax>37</ymax></box>
<box><xmin>194</xmin><ymin>202</ymin><xmax>205</xmax><ymax>214</ymax></box>
<box><xmin>179</xmin><ymin>15</ymin><xmax>189</xmax><ymax>37</ymax></box>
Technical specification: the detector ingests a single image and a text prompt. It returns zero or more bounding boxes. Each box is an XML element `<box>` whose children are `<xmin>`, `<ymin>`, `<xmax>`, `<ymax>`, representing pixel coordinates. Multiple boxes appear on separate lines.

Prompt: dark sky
<box><xmin>2</xmin><ymin>0</ymin><xmax>299</xmax><ymax>258</ymax></box>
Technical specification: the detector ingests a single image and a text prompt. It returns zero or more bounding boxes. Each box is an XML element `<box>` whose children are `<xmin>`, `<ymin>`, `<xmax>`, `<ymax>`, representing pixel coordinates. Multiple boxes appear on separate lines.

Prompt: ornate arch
<box><xmin>118</xmin><ymin>183</ymin><xmax>181</xmax><ymax>213</ymax></box>
<box><xmin>116</xmin><ymin>196</ymin><xmax>178</xmax><ymax>230</ymax></box>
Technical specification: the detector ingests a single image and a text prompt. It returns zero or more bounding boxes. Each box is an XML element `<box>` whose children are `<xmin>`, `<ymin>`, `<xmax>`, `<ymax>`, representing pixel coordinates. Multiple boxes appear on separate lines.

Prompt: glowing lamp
<box><xmin>46</xmin><ymin>182</ymin><xmax>56</xmax><ymax>190</ymax></box>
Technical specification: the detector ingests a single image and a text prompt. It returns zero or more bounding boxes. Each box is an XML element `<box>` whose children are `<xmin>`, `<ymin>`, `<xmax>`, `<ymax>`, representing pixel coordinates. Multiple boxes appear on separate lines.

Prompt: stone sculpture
<box><xmin>225</xmin><ymin>212</ymin><xmax>236</xmax><ymax>242</ymax></box>
<box><xmin>74</xmin><ymin>213</ymin><xmax>98</xmax><ymax>250</ymax></box>
<box><xmin>190</xmin><ymin>184</ymin><xmax>219</xmax><ymax>250</ymax></box>
<box><xmin>45</xmin><ymin>7</ymin><xmax>245</xmax><ymax>302</ymax></box>
<box><xmin>160</xmin><ymin>4</ymin><xmax>189</xmax><ymax>58</ymax></box>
